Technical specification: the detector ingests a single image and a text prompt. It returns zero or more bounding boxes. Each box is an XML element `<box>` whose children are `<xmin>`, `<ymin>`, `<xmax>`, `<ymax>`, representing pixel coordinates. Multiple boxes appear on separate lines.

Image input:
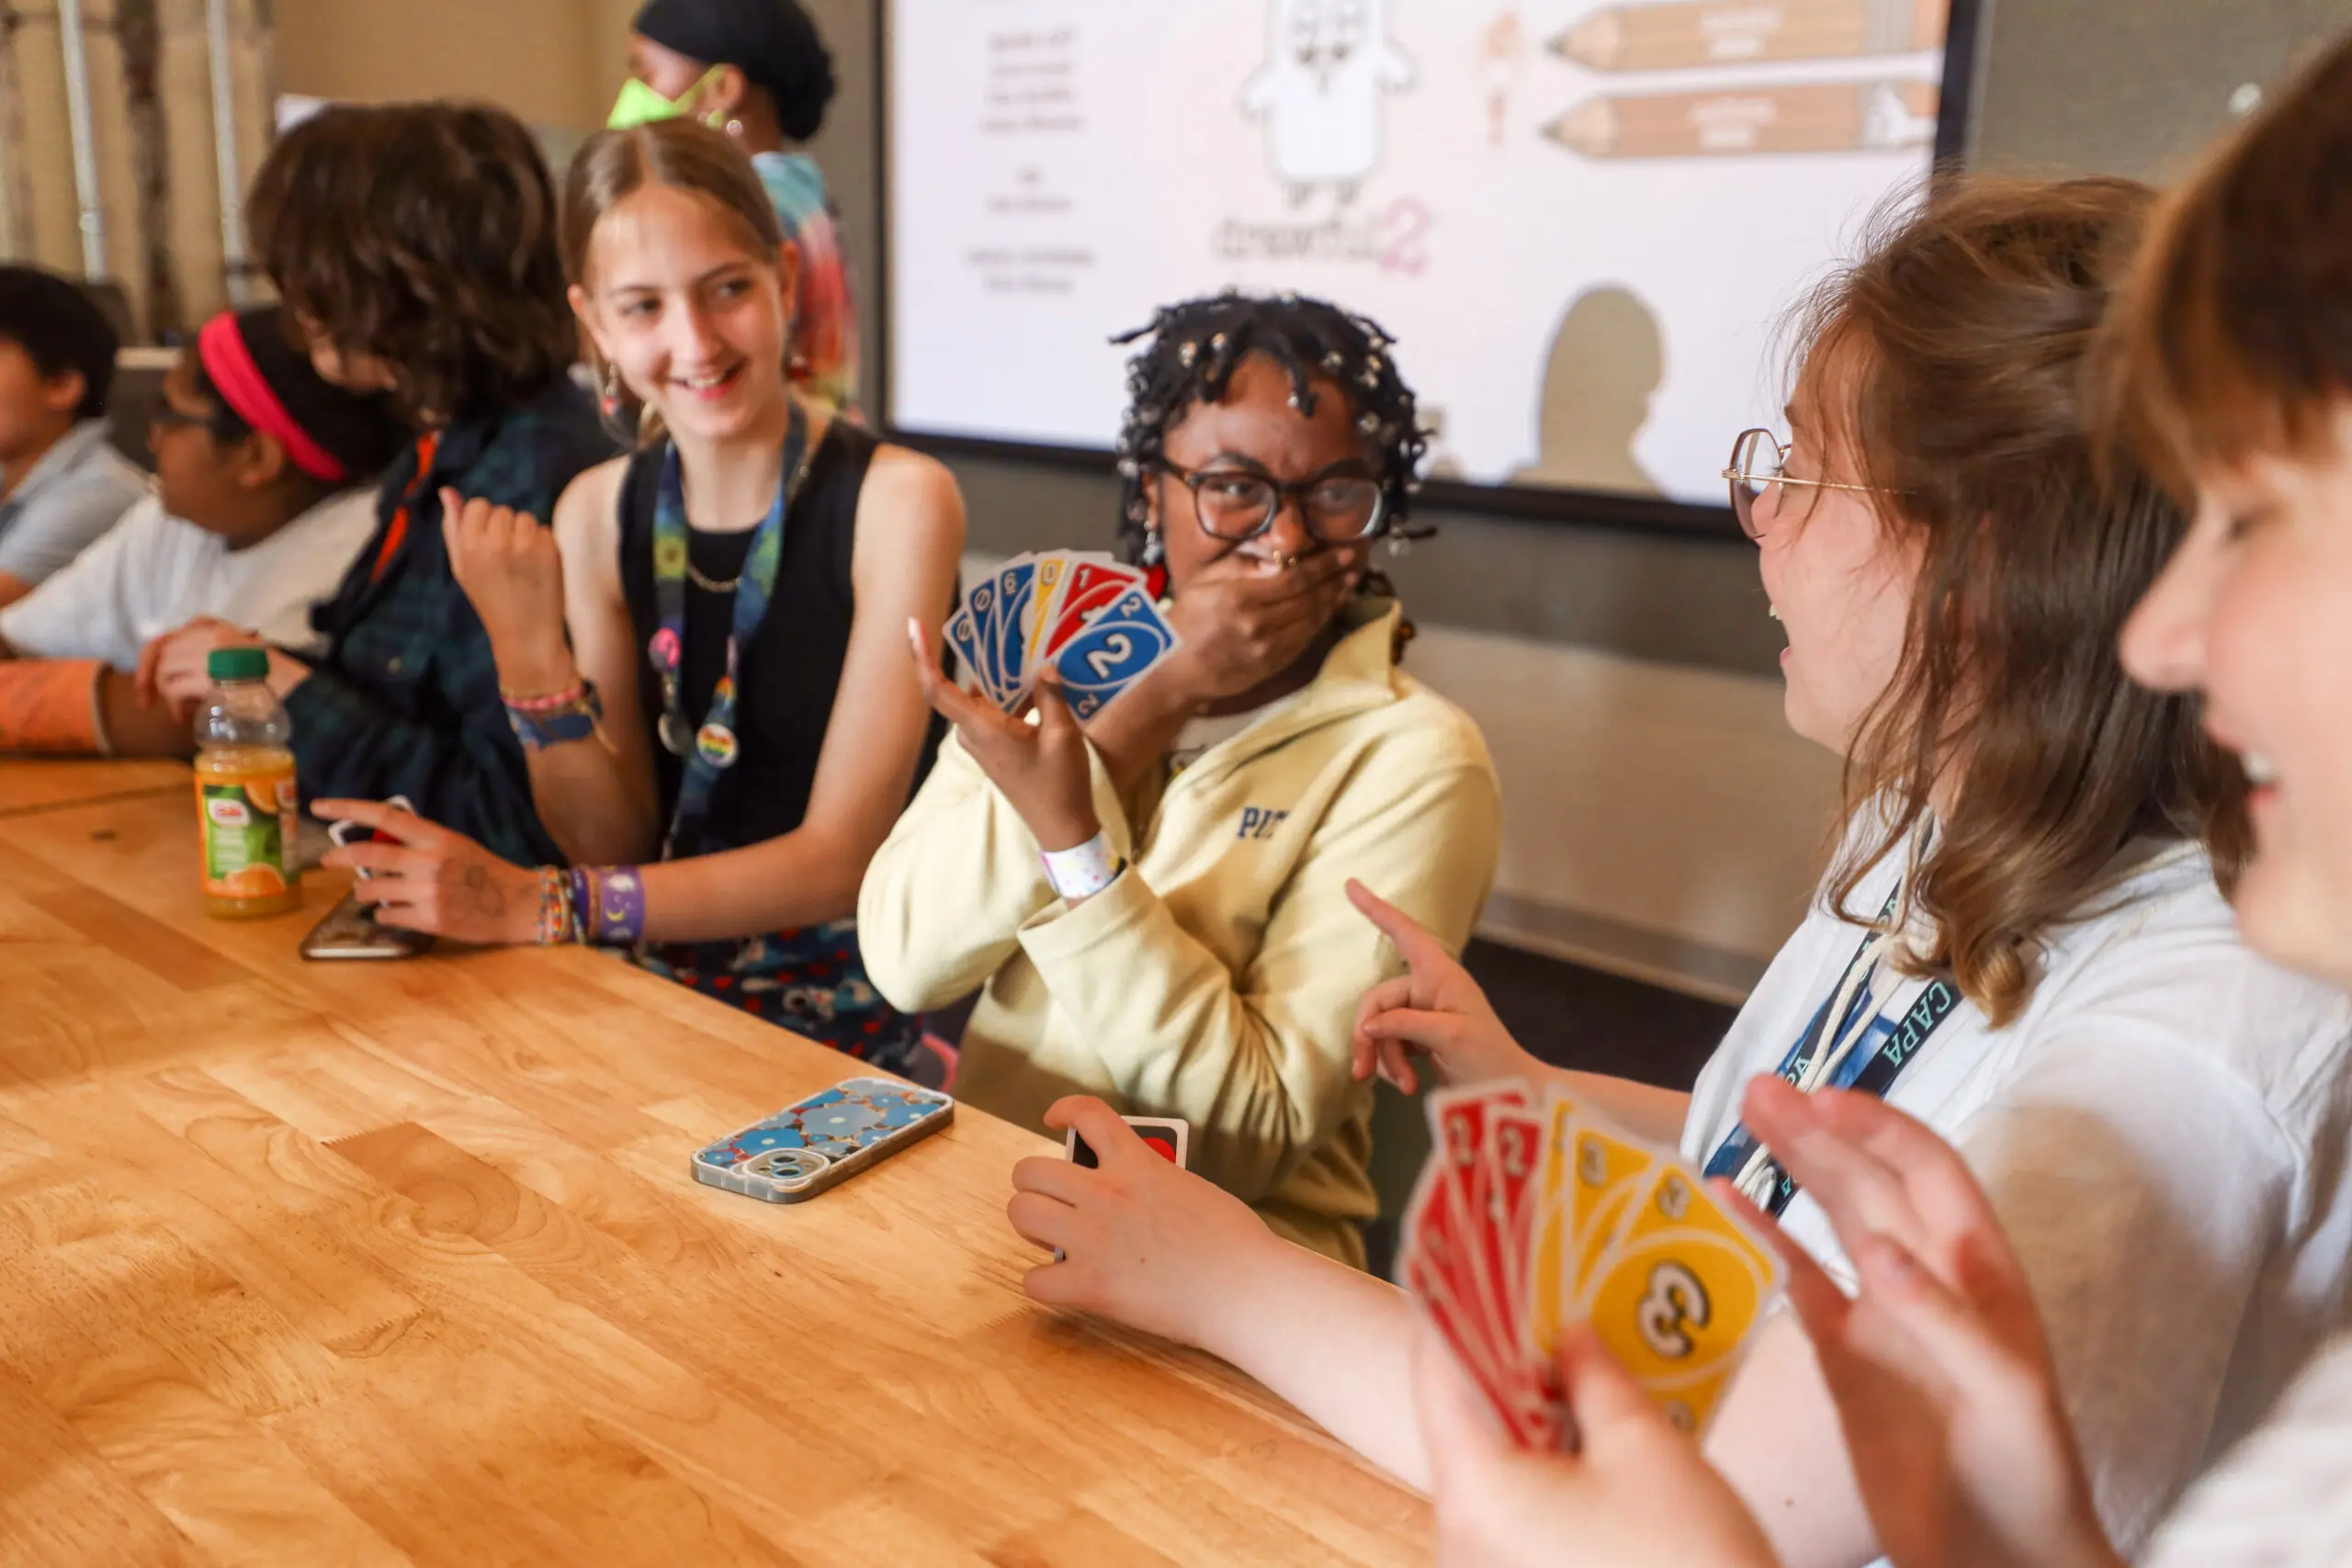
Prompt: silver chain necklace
<box><xmin>685</xmin><ymin>559</ymin><xmax>740</xmax><ymax>593</ymax></box>
<box><xmin>680</xmin><ymin>445</ymin><xmax>819</xmax><ymax>597</ymax></box>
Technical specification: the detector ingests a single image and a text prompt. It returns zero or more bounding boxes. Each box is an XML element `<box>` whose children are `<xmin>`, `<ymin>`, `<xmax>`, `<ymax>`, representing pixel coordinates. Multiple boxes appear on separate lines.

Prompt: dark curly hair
<box><xmin>247</xmin><ymin>102</ymin><xmax>576</xmax><ymax>423</ymax></box>
<box><xmin>1110</xmin><ymin>291</ymin><xmax>1433</xmax><ymax>568</ymax></box>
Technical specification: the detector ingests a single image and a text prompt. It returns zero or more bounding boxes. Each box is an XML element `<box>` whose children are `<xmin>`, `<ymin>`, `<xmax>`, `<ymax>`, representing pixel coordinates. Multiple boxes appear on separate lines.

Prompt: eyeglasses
<box><xmin>1153</xmin><ymin>458</ymin><xmax>1387</xmax><ymax>544</ymax></box>
<box><xmin>146</xmin><ymin>395</ymin><xmax>213</xmax><ymax>435</ymax></box>
<box><xmin>1723</xmin><ymin>427</ymin><xmax>1878</xmax><ymax>540</ymax></box>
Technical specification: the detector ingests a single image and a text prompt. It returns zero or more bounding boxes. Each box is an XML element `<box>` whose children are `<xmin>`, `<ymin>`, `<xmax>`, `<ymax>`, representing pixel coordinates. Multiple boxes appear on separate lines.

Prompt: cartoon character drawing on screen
<box><xmin>1238</xmin><ymin>0</ymin><xmax>1415</xmax><ymax>208</ymax></box>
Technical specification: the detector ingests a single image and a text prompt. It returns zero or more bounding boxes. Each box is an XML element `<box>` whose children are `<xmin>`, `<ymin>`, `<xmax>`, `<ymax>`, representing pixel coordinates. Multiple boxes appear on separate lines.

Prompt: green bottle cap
<box><xmin>207</xmin><ymin>646</ymin><xmax>270</xmax><ymax>682</ymax></box>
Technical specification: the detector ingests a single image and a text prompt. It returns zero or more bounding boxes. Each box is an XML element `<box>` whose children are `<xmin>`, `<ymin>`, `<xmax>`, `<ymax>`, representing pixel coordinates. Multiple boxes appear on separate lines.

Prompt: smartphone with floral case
<box><xmin>691</xmin><ymin>1077</ymin><xmax>955</xmax><ymax>1202</ymax></box>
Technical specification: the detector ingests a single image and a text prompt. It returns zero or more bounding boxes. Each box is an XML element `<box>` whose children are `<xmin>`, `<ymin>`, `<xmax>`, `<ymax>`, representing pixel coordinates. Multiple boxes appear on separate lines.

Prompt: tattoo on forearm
<box><xmin>463</xmin><ymin>863</ymin><xmax>508</xmax><ymax>917</ymax></box>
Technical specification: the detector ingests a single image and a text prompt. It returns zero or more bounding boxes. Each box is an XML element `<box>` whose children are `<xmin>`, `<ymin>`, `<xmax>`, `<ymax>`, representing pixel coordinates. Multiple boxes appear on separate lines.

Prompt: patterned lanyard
<box><xmin>647</xmin><ymin>404</ymin><xmax>813</xmax><ymax>859</ymax></box>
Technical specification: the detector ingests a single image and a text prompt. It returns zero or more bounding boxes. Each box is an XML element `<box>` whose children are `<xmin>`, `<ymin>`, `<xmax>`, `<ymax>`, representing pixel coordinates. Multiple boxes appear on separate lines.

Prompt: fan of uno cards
<box><xmin>945</xmin><ymin>551</ymin><xmax>1181</xmax><ymax>718</ymax></box>
<box><xmin>1399</xmin><ymin>1083</ymin><xmax>1783</xmax><ymax>1450</ymax></box>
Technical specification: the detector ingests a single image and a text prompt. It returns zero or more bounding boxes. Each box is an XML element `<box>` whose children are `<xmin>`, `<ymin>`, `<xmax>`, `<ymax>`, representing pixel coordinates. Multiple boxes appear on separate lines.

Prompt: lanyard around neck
<box><xmin>1706</xmin><ymin>821</ymin><xmax>1960</xmax><ymax>1214</ymax></box>
<box><xmin>647</xmin><ymin>404</ymin><xmax>814</xmax><ymax>860</ymax></box>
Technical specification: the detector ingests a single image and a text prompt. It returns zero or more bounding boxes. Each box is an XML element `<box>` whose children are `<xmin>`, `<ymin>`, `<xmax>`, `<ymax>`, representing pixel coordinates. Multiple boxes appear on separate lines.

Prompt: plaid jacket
<box><xmin>287</xmin><ymin>377</ymin><xmax>615</xmax><ymax>865</ymax></box>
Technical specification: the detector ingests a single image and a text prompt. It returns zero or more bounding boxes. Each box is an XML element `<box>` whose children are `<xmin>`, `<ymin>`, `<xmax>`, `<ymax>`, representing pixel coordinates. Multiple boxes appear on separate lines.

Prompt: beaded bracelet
<box><xmin>502</xmin><ymin>681</ymin><xmax>592</xmax><ymax>713</ymax></box>
<box><xmin>504</xmin><ymin>682</ymin><xmax>605</xmax><ymax>752</ymax></box>
<box><xmin>532</xmin><ymin>866</ymin><xmax>581</xmax><ymax>945</ymax></box>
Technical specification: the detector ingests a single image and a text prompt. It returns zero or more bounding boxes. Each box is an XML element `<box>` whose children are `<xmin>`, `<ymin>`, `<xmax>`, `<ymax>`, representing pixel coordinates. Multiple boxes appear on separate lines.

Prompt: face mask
<box><xmin>608</xmin><ymin>65</ymin><xmax>728</xmax><ymax>130</ymax></box>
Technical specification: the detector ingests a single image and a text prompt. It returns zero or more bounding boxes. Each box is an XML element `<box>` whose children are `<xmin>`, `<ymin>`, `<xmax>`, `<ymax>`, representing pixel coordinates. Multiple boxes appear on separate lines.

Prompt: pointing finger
<box><xmin>1345</xmin><ymin>879</ymin><xmax>1454</xmax><ymax>975</ymax></box>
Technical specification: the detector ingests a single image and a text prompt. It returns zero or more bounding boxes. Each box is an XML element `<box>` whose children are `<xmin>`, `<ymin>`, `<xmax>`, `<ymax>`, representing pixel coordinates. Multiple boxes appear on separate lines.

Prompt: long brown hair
<box><xmin>2103</xmin><ymin>33</ymin><xmax>2352</xmax><ymax>491</ymax></box>
<box><xmin>560</xmin><ymin>120</ymin><xmax>788</xmax><ymax>446</ymax></box>
<box><xmin>1794</xmin><ymin>176</ymin><xmax>2247</xmax><ymax>1026</ymax></box>
<box><xmin>247</xmin><ymin>102</ymin><xmax>574</xmax><ymax>423</ymax></box>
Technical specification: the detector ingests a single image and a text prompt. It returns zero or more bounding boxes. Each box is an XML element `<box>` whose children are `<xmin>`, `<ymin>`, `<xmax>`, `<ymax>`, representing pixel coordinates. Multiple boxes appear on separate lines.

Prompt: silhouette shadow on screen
<box><xmin>1512</xmin><ymin>285</ymin><xmax>1664</xmax><ymax>496</ymax></box>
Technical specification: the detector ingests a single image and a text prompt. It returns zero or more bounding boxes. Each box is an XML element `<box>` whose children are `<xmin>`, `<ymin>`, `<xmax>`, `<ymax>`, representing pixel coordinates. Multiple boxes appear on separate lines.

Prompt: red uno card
<box><xmin>1040</xmin><ymin>560</ymin><xmax>1147</xmax><ymax>660</ymax></box>
<box><xmin>1426</xmin><ymin>1086</ymin><xmax>1549</xmax><ymax>1425</ymax></box>
<box><xmin>1483</xmin><ymin>1106</ymin><xmax>1544</xmax><ymax>1337</ymax></box>
<box><xmin>1065</xmin><ymin>1116</ymin><xmax>1189</xmax><ymax>1170</ymax></box>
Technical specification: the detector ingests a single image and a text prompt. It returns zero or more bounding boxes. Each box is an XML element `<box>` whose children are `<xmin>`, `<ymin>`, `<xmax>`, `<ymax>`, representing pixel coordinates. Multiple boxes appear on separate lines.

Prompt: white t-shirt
<box><xmin>0</xmin><ymin>488</ymin><xmax>377</xmax><ymax>668</ymax></box>
<box><xmin>2143</xmin><ymin>1326</ymin><xmax>2352</xmax><ymax>1566</ymax></box>
<box><xmin>1681</xmin><ymin>834</ymin><xmax>2352</xmax><ymax>1559</ymax></box>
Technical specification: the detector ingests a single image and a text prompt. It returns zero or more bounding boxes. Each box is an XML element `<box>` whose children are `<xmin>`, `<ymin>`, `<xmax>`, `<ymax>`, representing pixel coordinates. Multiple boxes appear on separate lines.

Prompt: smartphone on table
<box><xmin>692</xmin><ymin>1077</ymin><xmax>956</xmax><ymax>1202</ymax></box>
<box><xmin>300</xmin><ymin>892</ymin><xmax>433</xmax><ymax>960</ymax></box>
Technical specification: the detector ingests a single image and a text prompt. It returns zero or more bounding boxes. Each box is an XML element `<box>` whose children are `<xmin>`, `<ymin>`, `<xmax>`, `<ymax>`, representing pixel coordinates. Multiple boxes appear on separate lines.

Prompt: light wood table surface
<box><xmin>0</xmin><ymin>783</ymin><xmax>1427</xmax><ymax>1566</ymax></box>
<box><xmin>0</xmin><ymin>757</ymin><xmax>189</xmax><ymax>818</ymax></box>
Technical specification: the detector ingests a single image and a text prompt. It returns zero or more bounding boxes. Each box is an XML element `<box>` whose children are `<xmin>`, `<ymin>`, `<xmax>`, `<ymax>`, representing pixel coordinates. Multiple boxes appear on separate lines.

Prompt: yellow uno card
<box><xmin>1580</xmin><ymin>1165</ymin><xmax>1782</xmax><ymax>1436</ymax></box>
<box><xmin>1023</xmin><ymin>555</ymin><xmax>1073</xmax><ymax>665</ymax></box>
<box><xmin>1564</xmin><ymin>1123</ymin><xmax>1660</xmax><ymax>1314</ymax></box>
<box><xmin>1524</xmin><ymin>1093</ymin><xmax>1583</xmax><ymax>1359</ymax></box>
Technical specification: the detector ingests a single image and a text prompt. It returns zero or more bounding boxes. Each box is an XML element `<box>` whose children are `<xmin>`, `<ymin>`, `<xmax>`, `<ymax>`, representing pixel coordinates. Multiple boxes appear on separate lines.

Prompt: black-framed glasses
<box><xmin>1152</xmin><ymin>458</ymin><xmax>1387</xmax><ymax>544</ymax></box>
<box><xmin>1723</xmin><ymin>427</ymin><xmax>1878</xmax><ymax>540</ymax></box>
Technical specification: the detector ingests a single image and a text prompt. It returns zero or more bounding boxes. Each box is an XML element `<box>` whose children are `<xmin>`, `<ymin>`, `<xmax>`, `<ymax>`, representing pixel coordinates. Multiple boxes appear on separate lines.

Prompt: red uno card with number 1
<box><xmin>1040</xmin><ymin>560</ymin><xmax>1146</xmax><ymax>660</ymax></box>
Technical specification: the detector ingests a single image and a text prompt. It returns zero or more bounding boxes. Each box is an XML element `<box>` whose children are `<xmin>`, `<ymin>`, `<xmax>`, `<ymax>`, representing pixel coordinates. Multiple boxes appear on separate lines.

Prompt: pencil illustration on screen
<box><xmin>1543</xmin><ymin>79</ymin><xmax>1939</xmax><ymax>158</ymax></box>
<box><xmin>1552</xmin><ymin>0</ymin><xmax>1950</xmax><ymax>72</ymax></box>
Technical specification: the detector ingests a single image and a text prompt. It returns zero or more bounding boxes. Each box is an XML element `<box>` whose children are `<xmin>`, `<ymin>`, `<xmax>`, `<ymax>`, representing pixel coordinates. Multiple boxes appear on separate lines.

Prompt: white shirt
<box><xmin>0</xmin><ymin>488</ymin><xmax>377</xmax><ymax>668</ymax></box>
<box><xmin>1682</xmin><ymin>834</ymin><xmax>2352</xmax><ymax>1558</ymax></box>
<box><xmin>0</xmin><ymin>419</ymin><xmax>150</xmax><ymax>585</ymax></box>
<box><xmin>2143</xmin><ymin>1327</ymin><xmax>2352</xmax><ymax>1566</ymax></box>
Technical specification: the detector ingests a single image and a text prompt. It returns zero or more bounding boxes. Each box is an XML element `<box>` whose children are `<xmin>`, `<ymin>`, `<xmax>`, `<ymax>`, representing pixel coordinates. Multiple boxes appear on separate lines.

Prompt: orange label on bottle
<box><xmin>194</xmin><ymin>765</ymin><xmax>299</xmax><ymax>899</ymax></box>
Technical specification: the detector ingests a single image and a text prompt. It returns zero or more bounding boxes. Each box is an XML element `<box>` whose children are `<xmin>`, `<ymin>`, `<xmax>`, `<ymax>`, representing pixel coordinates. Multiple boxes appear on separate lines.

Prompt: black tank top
<box><xmin>617</xmin><ymin>421</ymin><xmax>875</xmax><ymax>850</ymax></box>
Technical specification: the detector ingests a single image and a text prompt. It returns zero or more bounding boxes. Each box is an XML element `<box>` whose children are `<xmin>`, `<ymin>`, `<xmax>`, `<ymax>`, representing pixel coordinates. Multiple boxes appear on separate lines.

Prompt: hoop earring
<box><xmin>1141</xmin><ymin>527</ymin><xmax>1165</xmax><ymax>567</ymax></box>
<box><xmin>724</xmin><ymin>118</ymin><xmax>745</xmax><ymax>141</ymax></box>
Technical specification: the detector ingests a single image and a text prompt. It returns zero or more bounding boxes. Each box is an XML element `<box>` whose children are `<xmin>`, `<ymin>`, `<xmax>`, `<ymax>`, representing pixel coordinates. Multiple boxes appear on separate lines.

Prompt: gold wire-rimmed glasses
<box><xmin>1724</xmin><ymin>427</ymin><xmax>1878</xmax><ymax>540</ymax></box>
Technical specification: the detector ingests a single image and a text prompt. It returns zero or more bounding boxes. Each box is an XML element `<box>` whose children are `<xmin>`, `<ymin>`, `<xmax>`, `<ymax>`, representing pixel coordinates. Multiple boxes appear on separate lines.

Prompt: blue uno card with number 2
<box><xmin>1052</xmin><ymin>589</ymin><xmax>1180</xmax><ymax>718</ymax></box>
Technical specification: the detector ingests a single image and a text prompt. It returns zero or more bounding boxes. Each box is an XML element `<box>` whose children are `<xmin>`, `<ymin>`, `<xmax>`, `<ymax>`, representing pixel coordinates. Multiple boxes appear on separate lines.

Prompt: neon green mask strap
<box><xmin>607</xmin><ymin>64</ymin><xmax>729</xmax><ymax>130</ymax></box>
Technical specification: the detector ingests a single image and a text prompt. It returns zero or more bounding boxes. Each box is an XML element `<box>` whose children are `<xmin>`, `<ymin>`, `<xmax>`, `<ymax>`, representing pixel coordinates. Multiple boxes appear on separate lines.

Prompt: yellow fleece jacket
<box><xmin>858</xmin><ymin>598</ymin><xmax>1502</xmax><ymax>1267</ymax></box>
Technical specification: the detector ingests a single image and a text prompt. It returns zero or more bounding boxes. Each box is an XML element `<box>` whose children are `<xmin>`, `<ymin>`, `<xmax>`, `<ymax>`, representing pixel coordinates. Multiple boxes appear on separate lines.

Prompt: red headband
<box><xmin>195</xmin><ymin>313</ymin><xmax>346</xmax><ymax>483</ymax></box>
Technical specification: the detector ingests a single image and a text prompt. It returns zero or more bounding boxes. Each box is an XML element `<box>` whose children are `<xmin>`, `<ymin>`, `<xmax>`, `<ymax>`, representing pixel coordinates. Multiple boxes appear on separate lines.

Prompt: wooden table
<box><xmin>0</xmin><ymin>781</ymin><xmax>1427</xmax><ymax>1566</ymax></box>
<box><xmin>0</xmin><ymin>757</ymin><xmax>187</xmax><ymax>818</ymax></box>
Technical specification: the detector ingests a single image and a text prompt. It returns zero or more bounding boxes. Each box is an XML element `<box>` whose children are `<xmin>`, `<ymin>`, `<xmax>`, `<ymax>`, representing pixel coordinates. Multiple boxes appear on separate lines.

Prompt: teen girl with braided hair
<box><xmin>860</xmin><ymin>290</ymin><xmax>1503</xmax><ymax>1268</ymax></box>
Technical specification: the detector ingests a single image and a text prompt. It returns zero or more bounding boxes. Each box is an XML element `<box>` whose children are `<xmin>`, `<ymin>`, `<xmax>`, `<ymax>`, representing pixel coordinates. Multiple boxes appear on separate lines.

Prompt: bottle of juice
<box><xmin>193</xmin><ymin>646</ymin><xmax>302</xmax><ymax>919</ymax></box>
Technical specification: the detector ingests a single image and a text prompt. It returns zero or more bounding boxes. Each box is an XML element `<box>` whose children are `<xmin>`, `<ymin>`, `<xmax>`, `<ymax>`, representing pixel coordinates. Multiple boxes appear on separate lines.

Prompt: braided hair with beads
<box><xmin>1110</xmin><ymin>294</ymin><xmax>1435</xmax><ymax>653</ymax></box>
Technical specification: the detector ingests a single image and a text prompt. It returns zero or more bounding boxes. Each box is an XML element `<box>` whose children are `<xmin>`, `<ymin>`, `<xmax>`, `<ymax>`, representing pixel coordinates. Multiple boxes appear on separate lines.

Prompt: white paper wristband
<box><xmin>1040</xmin><ymin>832</ymin><xmax>1121</xmax><ymax>900</ymax></box>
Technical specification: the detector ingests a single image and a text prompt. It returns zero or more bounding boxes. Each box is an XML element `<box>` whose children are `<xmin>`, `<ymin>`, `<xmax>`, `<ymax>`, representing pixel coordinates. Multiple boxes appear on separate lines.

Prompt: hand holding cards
<box><xmin>1401</xmin><ymin>1083</ymin><xmax>1782</xmax><ymax>1449</ymax></box>
<box><xmin>1056</xmin><ymin>1115</ymin><xmax>1189</xmax><ymax>1260</ymax></box>
<box><xmin>947</xmin><ymin>551</ymin><xmax>1181</xmax><ymax>718</ymax></box>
